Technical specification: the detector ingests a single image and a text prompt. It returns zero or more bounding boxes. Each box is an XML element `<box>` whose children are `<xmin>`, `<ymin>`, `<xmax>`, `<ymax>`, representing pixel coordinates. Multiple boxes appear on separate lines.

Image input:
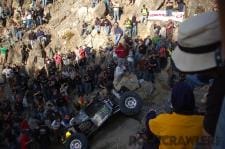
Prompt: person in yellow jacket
<box><xmin>124</xmin><ymin>18</ymin><xmax>132</xmax><ymax>37</ymax></box>
<box><xmin>146</xmin><ymin>81</ymin><xmax>204</xmax><ymax>149</ymax></box>
<box><xmin>141</xmin><ymin>4</ymin><xmax>148</xmax><ymax>24</ymax></box>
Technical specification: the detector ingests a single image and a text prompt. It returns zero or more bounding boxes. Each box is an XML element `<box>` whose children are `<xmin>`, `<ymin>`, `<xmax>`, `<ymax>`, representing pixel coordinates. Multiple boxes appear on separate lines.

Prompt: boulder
<box><xmin>155</xmin><ymin>0</ymin><xmax>165</xmax><ymax>10</ymax></box>
<box><xmin>114</xmin><ymin>73</ymin><xmax>140</xmax><ymax>91</ymax></box>
<box><xmin>136</xmin><ymin>80</ymin><xmax>154</xmax><ymax>100</ymax></box>
<box><xmin>93</xmin><ymin>2</ymin><xmax>106</xmax><ymax>18</ymax></box>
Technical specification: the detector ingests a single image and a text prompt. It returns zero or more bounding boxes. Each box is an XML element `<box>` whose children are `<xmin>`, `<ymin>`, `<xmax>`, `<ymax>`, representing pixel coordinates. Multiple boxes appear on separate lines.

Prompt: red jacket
<box><xmin>19</xmin><ymin>133</ymin><xmax>30</xmax><ymax>149</ymax></box>
<box><xmin>79</xmin><ymin>48</ymin><xmax>86</xmax><ymax>59</ymax></box>
<box><xmin>115</xmin><ymin>44</ymin><xmax>128</xmax><ymax>58</ymax></box>
<box><xmin>20</xmin><ymin>119</ymin><xmax>30</xmax><ymax>130</ymax></box>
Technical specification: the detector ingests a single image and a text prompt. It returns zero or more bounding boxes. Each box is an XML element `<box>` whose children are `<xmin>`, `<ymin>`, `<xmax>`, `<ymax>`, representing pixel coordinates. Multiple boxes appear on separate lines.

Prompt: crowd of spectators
<box><xmin>0</xmin><ymin>0</ymin><xmax>221</xmax><ymax>149</ymax></box>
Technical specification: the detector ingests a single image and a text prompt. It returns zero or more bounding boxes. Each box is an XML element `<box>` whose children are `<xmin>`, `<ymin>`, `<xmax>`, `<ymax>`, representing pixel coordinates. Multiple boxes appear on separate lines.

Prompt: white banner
<box><xmin>148</xmin><ymin>10</ymin><xmax>185</xmax><ymax>22</ymax></box>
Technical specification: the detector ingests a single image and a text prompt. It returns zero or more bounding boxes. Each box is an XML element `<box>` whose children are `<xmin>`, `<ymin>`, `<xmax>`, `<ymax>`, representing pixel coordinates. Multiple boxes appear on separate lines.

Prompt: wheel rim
<box><xmin>125</xmin><ymin>97</ymin><xmax>137</xmax><ymax>109</ymax></box>
<box><xmin>70</xmin><ymin>139</ymin><xmax>82</xmax><ymax>149</ymax></box>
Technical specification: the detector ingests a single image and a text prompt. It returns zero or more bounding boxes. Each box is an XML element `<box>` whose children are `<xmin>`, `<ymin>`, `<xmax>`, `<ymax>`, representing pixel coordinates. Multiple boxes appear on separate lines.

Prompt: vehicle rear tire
<box><xmin>119</xmin><ymin>91</ymin><xmax>143</xmax><ymax>116</ymax></box>
<box><xmin>66</xmin><ymin>133</ymin><xmax>88</xmax><ymax>149</ymax></box>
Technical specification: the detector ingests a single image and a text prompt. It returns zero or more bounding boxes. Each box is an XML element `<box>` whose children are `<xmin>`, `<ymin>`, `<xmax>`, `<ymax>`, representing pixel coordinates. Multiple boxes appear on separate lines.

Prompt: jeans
<box><xmin>113</xmin><ymin>9</ymin><xmax>120</xmax><ymax>21</ymax></box>
<box><xmin>104</xmin><ymin>25</ymin><xmax>110</xmax><ymax>35</ymax></box>
<box><xmin>16</xmin><ymin>31</ymin><xmax>22</xmax><ymax>40</ymax></box>
<box><xmin>114</xmin><ymin>33</ymin><xmax>121</xmax><ymax>45</ymax></box>
<box><xmin>95</xmin><ymin>25</ymin><xmax>100</xmax><ymax>33</ymax></box>
<box><xmin>36</xmin><ymin>16</ymin><xmax>43</xmax><ymax>25</ymax></box>
<box><xmin>213</xmin><ymin>97</ymin><xmax>225</xmax><ymax>149</ymax></box>
<box><xmin>58</xmin><ymin>106</ymin><xmax>68</xmax><ymax>116</ymax></box>
<box><xmin>117</xmin><ymin>57</ymin><xmax>125</xmax><ymax>66</ymax></box>
<box><xmin>30</xmin><ymin>40</ymin><xmax>35</xmax><ymax>49</ymax></box>
<box><xmin>26</xmin><ymin>19</ymin><xmax>33</xmax><ymax>28</ymax></box>
<box><xmin>42</xmin><ymin>0</ymin><xmax>48</xmax><ymax>6</ymax></box>
<box><xmin>143</xmin><ymin>71</ymin><xmax>154</xmax><ymax>82</ymax></box>
<box><xmin>185</xmin><ymin>74</ymin><xmax>210</xmax><ymax>89</ymax></box>
<box><xmin>166</xmin><ymin>8</ymin><xmax>173</xmax><ymax>16</ymax></box>
<box><xmin>32</xmin><ymin>0</ymin><xmax>36</xmax><ymax>7</ymax></box>
<box><xmin>132</xmin><ymin>25</ymin><xmax>137</xmax><ymax>37</ymax></box>
<box><xmin>81</xmin><ymin>28</ymin><xmax>87</xmax><ymax>36</ymax></box>
<box><xmin>128</xmin><ymin>61</ymin><xmax>134</xmax><ymax>72</ymax></box>
<box><xmin>77</xmin><ymin>84</ymin><xmax>84</xmax><ymax>96</ymax></box>
<box><xmin>125</xmin><ymin>28</ymin><xmax>132</xmax><ymax>37</ymax></box>
<box><xmin>84</xmin><ymin>82</ymin><xmax>92</xmax><ymax>95</ymax></box>
<box><xmin>141</xmin><ymin>15</ymin><xmax>148</xmax><ymax>24</ymax></box>
<box><xmin>103</xmin><ymin>0</ymin><xmax>110</xmax><ymax>10</ymax></box>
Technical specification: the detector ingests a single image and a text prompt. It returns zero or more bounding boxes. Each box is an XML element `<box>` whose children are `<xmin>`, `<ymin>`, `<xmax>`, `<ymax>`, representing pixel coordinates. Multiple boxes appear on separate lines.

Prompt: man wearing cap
<box><xmin>172</xmin><ymin>11</ymin><xmax>225</xmax><ymax>146</ymax></box>
<box><xmin>148</xmin><ymin>81</ymin><xmax>203</xmax><ymax>149</ymax></box>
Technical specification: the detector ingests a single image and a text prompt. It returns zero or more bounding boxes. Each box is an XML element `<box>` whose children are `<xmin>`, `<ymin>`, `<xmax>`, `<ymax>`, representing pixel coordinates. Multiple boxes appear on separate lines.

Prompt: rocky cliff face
<box><xmin>44</xmin><ymin>0</ymin><xmax>214</xmax><ymax>50</ymax></box>
<box><xmin>2</xmin><ymin>0</ymin><xmax>214</xmax><ymax>72</ymax></box>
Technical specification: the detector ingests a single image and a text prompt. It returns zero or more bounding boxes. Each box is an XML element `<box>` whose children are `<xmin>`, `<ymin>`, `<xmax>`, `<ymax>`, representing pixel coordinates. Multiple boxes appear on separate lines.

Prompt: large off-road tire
<box><xmin>65</xmin><ymin>133</ymin><xmax>88</xmax><ymax>149</ymax></box>
<box><xmin>119</xmin><ymin>91</ymin><xmax>143</xmax><ymax>116</ymax></box>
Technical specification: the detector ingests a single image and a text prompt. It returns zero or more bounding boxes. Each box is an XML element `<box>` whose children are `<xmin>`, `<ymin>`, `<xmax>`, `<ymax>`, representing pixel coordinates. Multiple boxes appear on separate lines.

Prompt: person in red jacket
<box><xmin>18</xmin><ymin>131</ymin><xmax>31</xmax><ymax>149</ymax></box>
<box><xmin>19</xmin><ymin>119</ymin><xmax>31</xmax><ymax>149</ymax></box>
<box><xmin>115</xmin><ymin>43</ymin><xmax>128</xmax><ymax>66</ymax></box>
<box><xmin>79</xmin><ymin>46</ymin><xmax>87</xmax><ymax>67</ymax></box>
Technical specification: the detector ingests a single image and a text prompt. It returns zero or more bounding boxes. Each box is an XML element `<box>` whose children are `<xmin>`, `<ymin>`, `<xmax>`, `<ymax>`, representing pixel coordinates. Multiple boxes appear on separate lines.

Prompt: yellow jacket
<box><xmin>149</xmin><ymin>113</ymin><xmax>204</xmax><ymax>149</ymax></box>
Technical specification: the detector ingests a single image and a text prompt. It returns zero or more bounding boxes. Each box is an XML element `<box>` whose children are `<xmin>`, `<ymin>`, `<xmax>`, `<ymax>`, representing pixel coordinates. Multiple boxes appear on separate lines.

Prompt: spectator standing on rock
<box><xmin>165</xmin><ymin>0</ymin><xmax>174</xmax><ymax>16</ymax></box>
<box><xmin>0</xmin><ymin>46</ymin><xmax>7</xmax><ymax>65</ymax></box>
<box><xmin>94</xmin><ymin>17</ymin><xmax>101</xmax><ymax>34</ymax></box>
<box><xmin>166</xmin><ymin>20</ymin><xmax>175</xmax><ymax>41</ymax></box>
<box><xmin>26</xmin><ymin>10</ymin><xmax>33</xmax><ymax>29</ymax></box>
<box><xmin>21</xmin><ymin>44</ymin><xmax>29</xmax><ymax>65</ymax></box>
<box><xmin>141</xmin><ymin>4</ymin><xmax>148</xmax><ymax>25</ymax></box>
<box><xmin>131</xmin><ymin>15</ymin><xmax>138</xmax><ymax>37</ymax></box>
<box><xmin>159</xmin><ymin>24</ymin><xmax>167</xmax><ymax>39</ymax></box>
<box><xmin>113</xmin><ymin>22</ymin><xmax>123</xmax><ymax>45</ymax></box>
<box><xmin>103</xmin><ymin>0</ymin><xmax>110</xmax><ymax>12</ymax></box>
<box><xmin>124</xmin><ymin>17</ymin><xmax>132</xmax><ymax>38</ymax></box>
<box><xmin>153</xmin><ymin>24</ymin><xmax>161</xmax><ymax>36</ymax></box>
<box><xmin>36</xmin><ymin>6</ymin><xmax>44</xmax><ymax>25</ymax></box>
<box><xmin>112</xmin><ymin>0</ymin><xmax>120</xmax><ymax>22</ymax></box>
<box><xmin>54</xmin><ymin>51</ymin><xmax>62</xmax><ymax>71</ymax></box>
<box><xmin>15</xmin><ymin>24</ymin><xmax>23</xmax><ymax>41</ymax></box>
<box><xmin>176</xmin><ymin>0</ymin><xmax>186</xmax><ymax>12</ymax></box>
<box><xmin>28</xmin><ymin>30</ymin><xmax>36</xmax><ymax>49</ymax></box>
<box><xmin>102</xmin><ymin>17</ymin><xmax>111</xmax><ymax>36</ymax></box>
<box><xmin>81</xmin><ymin>21</ymin><xmax>88</xmax><ymax>37</ymax></box>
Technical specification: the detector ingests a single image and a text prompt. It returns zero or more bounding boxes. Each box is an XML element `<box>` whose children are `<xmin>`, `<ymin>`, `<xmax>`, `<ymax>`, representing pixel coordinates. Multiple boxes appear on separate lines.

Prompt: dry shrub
<box><xmin>62</xmin><ymin>32</ymin><xmax>75</xmax><ymax>41</ymax></box>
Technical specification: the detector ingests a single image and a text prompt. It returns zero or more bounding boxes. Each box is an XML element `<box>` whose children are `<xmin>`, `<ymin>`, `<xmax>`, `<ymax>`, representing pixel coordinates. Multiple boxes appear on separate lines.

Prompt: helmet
<box><xmin>65</xmin><ymin>131</ymin><xmax>72</xmax><ymax>139</ymax></box>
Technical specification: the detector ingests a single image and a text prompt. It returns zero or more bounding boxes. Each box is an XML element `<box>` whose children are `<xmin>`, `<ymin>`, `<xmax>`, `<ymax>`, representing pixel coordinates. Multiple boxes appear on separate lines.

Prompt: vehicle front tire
<box><xmin>66</xmin><ymin>133</ymin><xmax>88</xmax><ymax>149</ymax></box>
<box><xmin>119</xmin><ymin>91</ymin><xmax>143</xmax><ymax>116</ymax></box>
